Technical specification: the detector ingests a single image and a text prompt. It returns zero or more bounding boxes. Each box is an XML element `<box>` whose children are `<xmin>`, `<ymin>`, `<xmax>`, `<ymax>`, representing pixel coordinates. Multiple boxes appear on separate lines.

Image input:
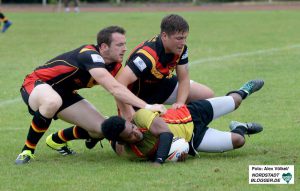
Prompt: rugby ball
<box><xmin>167</xmin><ymin>137</ymin><xmax>189</xmax><ymax>162</ymax></box>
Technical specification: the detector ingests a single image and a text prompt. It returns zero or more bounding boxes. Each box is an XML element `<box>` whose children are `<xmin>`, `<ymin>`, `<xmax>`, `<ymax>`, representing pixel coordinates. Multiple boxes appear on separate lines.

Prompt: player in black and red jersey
<box><xmin>116</xmin><ymin>14</ymin><xmax>214</xmax><ymax>121</ymax></box>
<box><xmin>15</xmin><ymin>26</ymin><xmax>166</xmax><ymax>165</ymax></box>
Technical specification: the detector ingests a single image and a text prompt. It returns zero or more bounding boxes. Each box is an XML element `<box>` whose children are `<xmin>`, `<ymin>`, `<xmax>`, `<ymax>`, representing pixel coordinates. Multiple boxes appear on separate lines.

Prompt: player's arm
<box><xmin>116</xmin><ymin>54</ymin><xmax>153</xmax><ymax>120</ymax></box>
<box><xmin>173</xmin><ymin>63</ymin><xmax>190</xmax><ymax>109</ymax></box>
<box><xmin>89</xmin><ymin>68</ymin><xmax>165</xmax><ymax>112</ymax></box>
<box><xmin>115</xmin><ymin>66</ymin><xmax>138</xmax><ymax>121</ymax></box>
<box><xmin>149</xmin><ymin>116</ymin><xmax>174</xmax><ymax>165</ymax></box>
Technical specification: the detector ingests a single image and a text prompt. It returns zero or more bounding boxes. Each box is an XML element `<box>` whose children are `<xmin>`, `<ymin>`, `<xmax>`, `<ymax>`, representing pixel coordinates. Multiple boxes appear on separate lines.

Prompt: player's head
<box><xmin>97</xmin><ymin>26</ymin><xmax>127</xmax><ymax>63</ymax></box>
<box><xmin>101</xmin><ymin>116</ymin><xmax>143</xmax><ymax>144</ymax></box>
<box><xmin>160</xmin><ymin>14</ymin><xmax>189</xmax><ymax>55</ymax></box>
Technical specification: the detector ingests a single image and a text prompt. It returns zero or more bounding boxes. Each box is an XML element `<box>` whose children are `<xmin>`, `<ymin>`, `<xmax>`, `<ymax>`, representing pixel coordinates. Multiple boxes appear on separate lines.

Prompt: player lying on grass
<box><xmin>101</xmin><ymin>80</ymin><xmax>264</xmax><ymax>165</ymax></box>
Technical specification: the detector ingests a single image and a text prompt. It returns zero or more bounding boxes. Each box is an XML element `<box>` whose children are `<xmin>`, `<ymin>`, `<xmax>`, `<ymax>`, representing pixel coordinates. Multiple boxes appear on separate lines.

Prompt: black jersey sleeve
<box><xmin>77</xmin><ymin>51</ymin><xmax>106</xmax><ymax>71</ymax></box>
<box><xmin>178</xmin><ymin>45</ymin><xmax>189</xmax><ymax>65</ymax></box>
<box><xmin>126</xmin><ymin>53</ymin><xmax>152</xmax><ymax>78</ymax></box>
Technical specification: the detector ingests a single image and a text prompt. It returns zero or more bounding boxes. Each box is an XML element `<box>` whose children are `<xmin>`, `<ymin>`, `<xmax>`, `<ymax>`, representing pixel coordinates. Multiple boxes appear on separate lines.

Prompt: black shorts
<box><xmin>131</xmin><ymin>75</ymin><xmax>178</xmax><ymax>104</ymax></box>
<box><xmin>20</xmin><ymin>81</ymin><xmax>84</xmax><ymax>120</ymax></box>
<box><xmin>187</xmin><ymin>99</ymin><xmax>214</xmax><ymax>155</ymax></box>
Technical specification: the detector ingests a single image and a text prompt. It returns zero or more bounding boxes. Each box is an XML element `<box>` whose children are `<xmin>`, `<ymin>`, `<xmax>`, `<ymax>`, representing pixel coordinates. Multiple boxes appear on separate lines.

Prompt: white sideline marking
<box><xmin>0</xmin><ymin>98</ymin><xmax>22</xmax><ymax>107</ymax></box>
<box><xmin>1</xmin><ymin>44</ymin><xmax>300</xmax><ymax>108</ymax></box>
<box><xmin>190</xmin><ymin>44</ymin><xmax>300</xmax><ymax>65</ymax></box>
<box><xmin>0</xmin><ymin>127</ymin><xmax>24</xmax><ymax>131</ymax></box>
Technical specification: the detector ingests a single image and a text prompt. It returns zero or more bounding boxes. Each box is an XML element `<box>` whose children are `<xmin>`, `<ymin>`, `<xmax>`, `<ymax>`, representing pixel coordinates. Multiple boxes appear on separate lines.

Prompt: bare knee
<box><xmin>39</xmin><ymin>96</ymin><xmax>63</xmax><ymax>118</ymax></box>
<box><xmin>231</xmin><ymin>133</ymin><xmax>245</xmax><ymax>149</ymax></box>
<box><xmin>188</xmin><ymin>82</ymin><xmax>215</xmax><ymax>102</ymax></box>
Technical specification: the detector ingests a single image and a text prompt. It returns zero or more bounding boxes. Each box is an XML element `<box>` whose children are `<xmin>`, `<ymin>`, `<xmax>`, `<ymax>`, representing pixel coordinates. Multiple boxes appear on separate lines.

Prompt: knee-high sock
<box><xmin>22</xmin><ymin>110</ymin><xmax>52</xmax><ymax>153</ymax></box>
<box><xmin>207</xmin><ymin>96</ymin><xmax>235</xmax><ymax>120</ymax></box>
<box><xmin>52</xmin><ymin>126</ymin><xmax>91</xmax><ymax>144</ymax></box>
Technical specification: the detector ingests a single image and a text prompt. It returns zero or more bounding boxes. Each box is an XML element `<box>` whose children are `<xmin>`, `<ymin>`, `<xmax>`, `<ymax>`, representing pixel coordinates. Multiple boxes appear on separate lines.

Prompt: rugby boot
<box><xmin>239</xmin><ymin>79</ymin><xmax>264</xmax><ymax>97</ymax></box>
<box><xmin>229</xmin><ymin>121</ymin><xmax>263</xmax><ymax>135</ymax></box>
<box><xmin>46</xmin><ymin>134</ymin><xmax>76</xmax><ymax>155</ymax></box>
<box><xmin>15</xmin><ymin>150</ymin><xmax>35</xmax><ymax>165</ymax></box>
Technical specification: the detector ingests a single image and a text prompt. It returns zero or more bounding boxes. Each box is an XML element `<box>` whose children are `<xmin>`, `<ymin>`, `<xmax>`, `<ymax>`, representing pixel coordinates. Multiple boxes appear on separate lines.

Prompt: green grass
<box><xmin>0</xmin><ymin>10</ymin><xmax>299</xmax><ymax>191</ymax></box>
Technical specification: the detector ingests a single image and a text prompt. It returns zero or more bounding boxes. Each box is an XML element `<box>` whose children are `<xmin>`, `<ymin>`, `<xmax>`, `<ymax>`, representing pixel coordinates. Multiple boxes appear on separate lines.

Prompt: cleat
<box><xmin>46</xmin><ymin>134</ymin><xmax>76</xmax><ymax>155</ymax></box>
<box><xmin>85</xmin><ymin>138</ymin><xmax>103</xmax><ymax>149</ymax></box>
<box><xmin>15</xmin><ymin>150</ymin><xmax>35</xmax><ymax>165</ymax></box>
<box><xmin>229</xmin><ymin>121</ymin><xmax>263</xmax><ymax>135</ymax></box>
<box><xmin>2</xmin><ymin>21</ymin><xmax>12</xmax><ymax>33</ymax></box>
<box><xmin>239</xmin><ymin>79</ymin><xmax>264</xmax><ymax>96</ymax></box>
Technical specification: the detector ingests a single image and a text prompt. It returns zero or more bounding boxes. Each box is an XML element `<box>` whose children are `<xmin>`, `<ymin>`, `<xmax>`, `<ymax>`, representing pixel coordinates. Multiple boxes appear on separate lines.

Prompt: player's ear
<box><xmin>161</xmin><ymin>32</ymin><xmax>168</xmax><ymax>40</ymax></box>
<box><xmin>99</xmin><ymin>43</ymin><xmax>109</xmax><ymax>50</ymax></box>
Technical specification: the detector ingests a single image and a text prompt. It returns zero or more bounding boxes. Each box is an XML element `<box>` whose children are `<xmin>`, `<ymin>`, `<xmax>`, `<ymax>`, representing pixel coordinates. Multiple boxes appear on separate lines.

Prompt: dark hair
<box><xmin>97</xmin><ymin>26</ymin><xmax>126</xmax><ymax>46</ymax></box>
<box><xmin>160</xmin><ymin>14</ymin><xmax>189</xmax><ymax>35</ymax></box>
<box><xmin>101</xmin><ymin>116</ymin><xmax>126</xmax><ymax>141</ymax></box>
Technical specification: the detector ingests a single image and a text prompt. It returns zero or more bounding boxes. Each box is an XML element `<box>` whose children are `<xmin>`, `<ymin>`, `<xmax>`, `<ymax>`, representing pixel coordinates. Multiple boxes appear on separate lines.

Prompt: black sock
<box><xmin>231</xmin><ymin>126</ymin><xmax>247</xmax><ymax>138</ymax></box>
<box><xmin>52</xmin><ymin>126</ymin><xmax>91</xmax><ymax>144</ymax></box>
<box><xmin>226</xmin><ymin>90</ymin><xmax>248</xmax><ymax>99</ymax></box>
<box><xmin>22</xmin><ymin>110</ymin><xmax>52</xmax><ymax>153</ymax></box>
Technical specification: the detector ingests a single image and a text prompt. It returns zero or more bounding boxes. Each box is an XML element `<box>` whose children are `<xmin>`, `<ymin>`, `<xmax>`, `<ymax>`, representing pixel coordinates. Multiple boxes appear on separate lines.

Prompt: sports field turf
<box><xmin>0</xmin><ymin>8</ymin><xmax>299</xmax><ymax>191</ymax></box>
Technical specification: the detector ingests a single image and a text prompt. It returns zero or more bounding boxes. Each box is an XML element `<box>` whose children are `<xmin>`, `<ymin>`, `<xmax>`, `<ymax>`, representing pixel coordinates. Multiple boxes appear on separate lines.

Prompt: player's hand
<box><xmin>115</xmin><ymin>143</ymin><xmax>125</xmax><ymax>156</ymax></box>
<box><xmin>177</xmin><ymin>152</ymin><xmax>188</xmax><ymax>162</ymax></box>
<box><xmin>171</xmin><ymin>102</ymin><xmax>185</xmax><ymax>109</ymax></box>
<box><xmin>145</xmin><ymin>104</ymin><xmax>167</xmax><ymax>114</ymax></box>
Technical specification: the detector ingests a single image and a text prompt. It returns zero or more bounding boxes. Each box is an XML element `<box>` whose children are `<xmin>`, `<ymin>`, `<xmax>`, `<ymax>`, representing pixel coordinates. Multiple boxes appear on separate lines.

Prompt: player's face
<box><xmin>108</xmin><ymin>32</ymin><xmax>127</xmax><ymax>63</ymax></box>
<box><xmin>119</xmin><ymin>121</ymin><xmax>143</xmax><ymax>144</ymax></box>
<box><xmin>162</xmin><ymin>31</ymin><xmax>188</xmax><ymax>55</ymax></box>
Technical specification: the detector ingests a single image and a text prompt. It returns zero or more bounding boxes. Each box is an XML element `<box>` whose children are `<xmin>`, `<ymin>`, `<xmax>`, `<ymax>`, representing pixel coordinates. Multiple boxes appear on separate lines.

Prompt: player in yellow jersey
<box><xmin>101</xmin><ymin>80</ymin><xmax>264</xmax><ymax>165</ymax></box>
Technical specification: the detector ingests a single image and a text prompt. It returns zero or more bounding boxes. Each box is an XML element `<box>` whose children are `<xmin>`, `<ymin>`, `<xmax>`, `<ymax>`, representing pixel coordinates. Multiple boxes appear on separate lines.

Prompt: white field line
<box><xmin>0</xmin><ymin>98</ymin><xmax>22</xmax><ymax>107</ymax></box>
<box><xmin>0</xmin><ymin>127</ymin><xmax>24</xmax><ymax>131</ymax></box>
<box><xmin>1</xmin><ymin>44</ymin><xmax>300</xmax><ymax>108</ymax></box>
<box><xmin>189</xmin><ymin>44</ymin><xmax>300</xmax><ymax>65</ymax></box>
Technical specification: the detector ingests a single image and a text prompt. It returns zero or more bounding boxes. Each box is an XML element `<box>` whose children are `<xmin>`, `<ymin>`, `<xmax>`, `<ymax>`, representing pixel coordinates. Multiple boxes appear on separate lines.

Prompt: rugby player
<box><xmin>116</xmin><ymin>14</ymin><xmax>214</xmax><ymax>121</ymax></box>
<box><xmin>0</xmin><ymin>12</ymin><xmax>12</xmax><ymax>33</ymax></box>
<box><xmin>15</xmin><ymin>26</ymin><xmax>166</xmax><ymax>165</ymax></box>
<box><xmin>101</xmin><ymin>80</ymin><xmax>264</xmax><ymax>165</ymax></box>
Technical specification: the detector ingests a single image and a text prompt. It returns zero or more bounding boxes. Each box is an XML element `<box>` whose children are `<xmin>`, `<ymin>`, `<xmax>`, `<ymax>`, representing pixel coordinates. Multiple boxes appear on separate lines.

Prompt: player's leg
<box><xmin>200</xmin><ymin>121</ymin><xmax>263</xmax><ymax>152</ymax></box>
<box><xmin>64</xmin><ymin>0</ymin><xmax>70</xmax><ymax>12</ymax></box>
<box><xmin>164</xmin><ymin>78</ymin><xmax>214</xmax><ymax>105</ymax></box>
<box><xmin>74</xmin><ymin>0</ymin><xmax>80</xmax><ymax>12</ymax></box>
<box><xmin>186</xmin><ymin>81</ymin><xmax>214</xmax><ymax>102</ymax></box>
<box><xmin>208</xmin><ymin>79</ymin><xmax>264</xmax><ymax>120</ymax></box>
<box><xmin>15</xmin><ymin>83</ymin><xmax>62</xmax><ymax>164</ymax></box>
<box><xmin>46</xmin><ymin>99</ymin><xmax>106</xmax><ymax>154</ymax></box>
<box><xmin>196</xmin><ymin>122</ymin><xmax>263</xmax><ymax>153</ymax></box>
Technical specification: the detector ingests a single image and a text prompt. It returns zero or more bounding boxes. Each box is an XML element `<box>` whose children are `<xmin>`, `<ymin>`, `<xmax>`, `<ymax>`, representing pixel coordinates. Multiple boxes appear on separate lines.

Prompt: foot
<box><xmin>15</xmin><ymin>150</ymin><xmax>35</xmax><ymax>165</ymax></box>
<box><xmin>229</xmin><ymin>121</ymin><xmax>263</xmax><ymax>135</ymax></box>
<box><xmin>239</xmin><ymin>79</ymin><xmax>264</xmax><ymax>97</ymax></box>
<box><xmin>65</xmin><ymin>7</ymin><xmax>70</xmax><ymax>12</ymax></box>
<box><xmin>74</xmin><ymin>7</ymin><xmax>80</xmax><ymax>13</ymax></box>
<box><xmin>85</xmin><ymin>138</ymin><xmax>99</xmax><ymax>149</ymax></box>
<box><xmin>46</xmin><ymin>134</ymin><xmax>76</xmax><ymax>155</ymax></box>
<box><xmin>85</xmin><ymin>138</ymin><xmax>104</xmax><ymax>149</ymax></box>
<box><xmin>2</xmin><ymin>21</ymin><xmax>12</xmax><ymax>33</ymax></box>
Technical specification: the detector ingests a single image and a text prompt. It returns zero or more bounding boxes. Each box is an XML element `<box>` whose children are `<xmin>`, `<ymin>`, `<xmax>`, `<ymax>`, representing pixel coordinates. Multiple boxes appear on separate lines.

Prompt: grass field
<box><xmin>0</xmin><ymin>9</ymin><xmax>299</xmax><ymax>191</ymax></box>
